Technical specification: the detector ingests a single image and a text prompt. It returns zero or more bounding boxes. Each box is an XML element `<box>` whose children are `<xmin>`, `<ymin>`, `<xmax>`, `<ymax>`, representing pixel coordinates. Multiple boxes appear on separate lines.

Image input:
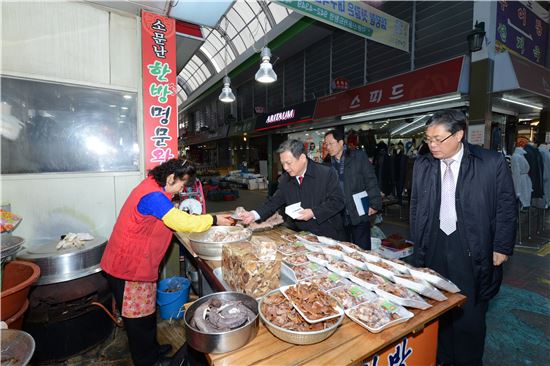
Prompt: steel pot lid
<box><xmin>17</xmin><ymin>237</ymin><xmax>107</xmax><ymax>285</ymax></box>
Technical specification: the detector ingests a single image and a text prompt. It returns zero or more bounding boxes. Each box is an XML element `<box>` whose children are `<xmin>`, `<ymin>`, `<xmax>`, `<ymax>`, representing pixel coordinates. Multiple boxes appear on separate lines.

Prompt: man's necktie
<box><xmin>298</xmin><ymin>176</ymin><xmax>303</xmax><ymax>185</ymax></box>
<box><xmin>440</xmin><ymin>159</ymin><xmax>457</xmax><ymax>235</ymax></box>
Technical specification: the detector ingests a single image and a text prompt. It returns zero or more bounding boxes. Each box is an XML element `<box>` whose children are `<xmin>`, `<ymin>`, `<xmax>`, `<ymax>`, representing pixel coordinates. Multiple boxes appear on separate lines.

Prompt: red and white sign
<box><xmin>314</xmin><ymin>57</ymin><xmax>465</xmax><ymax>120</ymax></box>
<box><xmin>142</xmin><ymin>11</ymin><xmax>178</xmax><ymax>171</ymax></box>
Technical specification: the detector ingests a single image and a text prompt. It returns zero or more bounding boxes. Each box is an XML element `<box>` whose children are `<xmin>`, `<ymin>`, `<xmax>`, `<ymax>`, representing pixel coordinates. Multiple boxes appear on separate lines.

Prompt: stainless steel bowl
<box><xmin>0</xmin><ymin>329</ymin><xmax>36</xmax><ymax>365</ymax></box>
<box><xmin>184</xmin><ymin>291</ymin><xmax>259</xmax><ymax>354</ymax></box>
<box><xmin>188</xmin><ymin>227</ymin><xmax>252</xmax><ymax>260</ymax></box>
<box><xmin>258</xmin><ymin>288</ymin><xmax>344</xmax><ymax>345</ymax></box>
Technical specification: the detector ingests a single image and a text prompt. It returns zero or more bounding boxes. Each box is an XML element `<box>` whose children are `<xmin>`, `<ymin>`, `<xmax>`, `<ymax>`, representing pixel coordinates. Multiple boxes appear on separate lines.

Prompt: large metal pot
<box><xmin>184</xmin><ymin>291</ymin><xmax>259</xmax><ymax>354</ymax></box>
<box><xmin>17</xmin><ymin>237</ymin><xmax>106</xmax><ymax>285</ymax></box>
<box><xmin>188</xmin><ymin>227</ymin><xmax>251</xmax><ymax>260</ymax></box>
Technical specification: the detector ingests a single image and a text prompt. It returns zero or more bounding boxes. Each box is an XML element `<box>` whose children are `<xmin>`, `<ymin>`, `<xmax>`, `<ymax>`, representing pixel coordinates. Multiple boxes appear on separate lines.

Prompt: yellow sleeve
<box><xmin>162</xmin><ymin>207</ymin><xmax>213</xmax><ymax>232</ymax></box>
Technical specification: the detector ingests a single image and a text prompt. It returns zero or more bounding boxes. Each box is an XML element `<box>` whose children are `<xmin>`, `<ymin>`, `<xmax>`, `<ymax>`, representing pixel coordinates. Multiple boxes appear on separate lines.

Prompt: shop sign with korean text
<box><xmin>142</xmin><ymin>11</ymin><xmax>178</xmax><ymax>170</ymax></box>
<box><xmin>279</xmin><ymin>0</ymin><xmax>409</xmax><ymax>52</ymax></box>
<box><xmin>495</xmin><ymin>0</ymin><xmax>548</xmax><ymax>65</ymax></box>
<box><xmin>255</xmin><ymin>101</ymin><xmax>316</xmax><ymax>131</ymax></box>
<box><xmin>314</xmin><ymin>57</ymin><xmax>465</xmax><ymax>120</ymax></box>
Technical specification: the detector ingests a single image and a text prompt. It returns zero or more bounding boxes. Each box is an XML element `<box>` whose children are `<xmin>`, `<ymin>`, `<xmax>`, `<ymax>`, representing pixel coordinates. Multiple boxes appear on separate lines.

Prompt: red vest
<box><xmin>101</xmin><ymin>176</ymin><xmax>173</xmax><ymax>282</ymax></box>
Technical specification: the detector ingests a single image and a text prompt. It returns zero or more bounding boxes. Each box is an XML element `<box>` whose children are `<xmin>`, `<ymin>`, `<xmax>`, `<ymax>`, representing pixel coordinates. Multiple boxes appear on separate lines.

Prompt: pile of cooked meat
<box><xmin>190</xmin><ymin>298</ymin><xmax>255</xmax><ymax>333</ymax></box>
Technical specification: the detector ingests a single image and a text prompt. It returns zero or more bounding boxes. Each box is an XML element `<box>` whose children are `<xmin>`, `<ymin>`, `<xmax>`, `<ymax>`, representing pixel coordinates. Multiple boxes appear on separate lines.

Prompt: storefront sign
<box><xmin>142</xmin><ymin>11</ymin><xmax>178</xmax><ymax>170</ymax></box>
<box><xmin>332</xmin><ymin>77</ymin><xmax>350</xmax><ymax>91</ymax></box>
<box><xmin>496</xmin><ymin>0</ymin><xmax>548</xmax><ymax>65</ymax></box>
<box><xmin>363</xmin><ymin>321</ymin><xmax>438</xmax><ymax>366</ymax></box>
<box><xmin>314</xmin><ymin>57</ymin><xmax>465</xmax><ymax>120</ymax></box>
<box><xmin>279</xmin><ymin>0</ymin><xmax>409</xmax><ymax>52</ymax></box>
<box><xmin>256</xmin><ymin>101</ymin><xmax>316</xmax><ymax>131</ymax></box>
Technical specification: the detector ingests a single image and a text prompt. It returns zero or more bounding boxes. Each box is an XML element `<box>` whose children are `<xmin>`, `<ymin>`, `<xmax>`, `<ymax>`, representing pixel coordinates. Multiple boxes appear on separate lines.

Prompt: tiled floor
<box><xmin>47</xmin><ymin>189</ymin><xmax>549</xmax><ymax>366</ymax></box>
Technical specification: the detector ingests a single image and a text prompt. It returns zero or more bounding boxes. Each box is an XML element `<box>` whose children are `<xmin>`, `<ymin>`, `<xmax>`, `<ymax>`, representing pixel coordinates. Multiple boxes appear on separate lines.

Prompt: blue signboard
<box><xmin>496</xmin><ymin>0</ymin><xmax>549</xmax><ymax>65</ymax></box>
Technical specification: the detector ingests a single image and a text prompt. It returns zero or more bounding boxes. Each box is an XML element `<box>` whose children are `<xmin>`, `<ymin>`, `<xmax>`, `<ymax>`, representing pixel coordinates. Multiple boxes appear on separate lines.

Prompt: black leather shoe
<box><xmin>159</xmin><ymin>344</ymin><xmax>173</xmax><ymax>357</ymax></box>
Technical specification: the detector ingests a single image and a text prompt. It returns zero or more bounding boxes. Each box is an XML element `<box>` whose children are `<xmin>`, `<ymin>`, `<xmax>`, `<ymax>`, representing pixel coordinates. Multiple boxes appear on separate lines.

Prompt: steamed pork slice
<box><xmin>306</xmin><ymin>252</ymin><xmax>333</xmax><ymax>265</ymax></box>
<box><xmin>327</xmin><ymin>260</ymin><xmax>357</xmax><ymax>275</ymax></box>
<box><xmin>281</xmin><ymin>233</ymin><xmax>299</xmax><ymax>242</ymax></box>
<box><xmin>338</xmin><ymin>241</ymin><xmax>362</xmax><ymax>252</ymax></box>
<box><xmin>285</xmin><ymin>283</ymin><xmax>339</xmax><ymax>320</ymax></box>
<box><xmin>348</xmin><ymin>302</ymin><xmax>398</xmax><ymax>329</ymax></box>
<box><xmin>293</xmin><ymin>263</ymin><xmax>327</xmax><ymax>281</ymax></box>
<box><xmin>283</xmin><ymin>253</ymin><xmax>309</xmax><ymax>266</ymax></box>
<box><xmin>348</xmin><ymin>251</ymin><xmax>369</xmax><ymax>263</ymax></box>
<box><xmin>353</xmin><ymin>270</ymin><xmax>386</xmax><ymax>286</ymax></box>
<box><xmin>261</xmin><ymin>291</ymin><xmax>337</xmax><ymax>331</ymax></box>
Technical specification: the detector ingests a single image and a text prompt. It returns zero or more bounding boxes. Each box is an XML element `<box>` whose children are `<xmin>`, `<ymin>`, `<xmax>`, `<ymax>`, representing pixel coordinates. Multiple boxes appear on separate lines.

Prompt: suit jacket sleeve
<box><xmin>359</xmin><ymin>152</ymin><xmax>382</xmax><ymax>211</ymax></box>
<box><xmin>255</xmin><ymin>176</ymin><xmax>288</xmax><ymax>221</ymax></box>
<box><xmin>311</xmin><ymin>167</ymin><xmax>345</xmax><ymax>224</ymax></box>
<box><xmin>493</xmin><ymin>155</ymin><xmax>517</xmax><ymax>255</ymax></box>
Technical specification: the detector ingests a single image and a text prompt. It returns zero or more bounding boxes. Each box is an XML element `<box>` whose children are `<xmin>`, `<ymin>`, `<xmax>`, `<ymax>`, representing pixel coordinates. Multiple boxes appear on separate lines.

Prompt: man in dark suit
<box><xmin>240</xmin><ymin>139</ymin><xmax>345</xmax><ymax>240</ymax></box>
<box><xmin>410</xmin><ymin>110</ymin><xmax>517</xmax><ymax>366</ymax></box>
<box><xmin>324</xmin><ymin>129</ymin><xmax>382</xmax><ymax>249</ymax></box>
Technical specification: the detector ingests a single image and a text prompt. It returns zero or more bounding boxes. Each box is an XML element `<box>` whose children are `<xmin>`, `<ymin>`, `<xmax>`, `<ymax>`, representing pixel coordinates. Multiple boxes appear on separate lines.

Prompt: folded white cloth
<box><xmin>56</xmin><ymin>233</ymin><xmax>94</xmax><ymax>250</ymax></box>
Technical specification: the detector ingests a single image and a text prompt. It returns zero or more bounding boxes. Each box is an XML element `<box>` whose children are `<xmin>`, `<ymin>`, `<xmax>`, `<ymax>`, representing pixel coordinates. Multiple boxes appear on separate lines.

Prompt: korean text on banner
<box><xmin>142</xmin><ymin>11</ymin><xmax>178</xmax><ymax>171</ymax></box>
<box><xmin>279</xmin><ymin>0</ymin><xmax>409</xmax><ymax>52</ymax></box>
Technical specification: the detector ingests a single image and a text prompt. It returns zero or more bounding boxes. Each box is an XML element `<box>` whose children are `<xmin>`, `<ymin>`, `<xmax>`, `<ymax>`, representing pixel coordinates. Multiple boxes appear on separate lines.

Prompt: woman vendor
<box><xmin>101</xmin><ymin>159</ymin><xmax>233</xmax><ymax>366</ymax></box>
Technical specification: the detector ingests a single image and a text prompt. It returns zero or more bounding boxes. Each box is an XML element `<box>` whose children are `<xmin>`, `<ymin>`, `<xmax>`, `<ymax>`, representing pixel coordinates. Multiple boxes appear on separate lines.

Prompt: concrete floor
<box><xmin>50</xmin><ymin>189</ymin><xmax>549</xmax><ymax>366</ymax></box>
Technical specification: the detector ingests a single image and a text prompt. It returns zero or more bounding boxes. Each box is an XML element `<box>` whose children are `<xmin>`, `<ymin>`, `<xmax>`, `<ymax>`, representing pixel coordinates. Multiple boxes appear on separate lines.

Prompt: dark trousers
<box><xmin>345</xmin><ymin>221</ymin><xmax>371</xmax><ymax>250</ymax></box>
<box><xmin>106</xmin><ymin>274</ymin><xmax>161</xmax><ymax>366</ymax></box>
<box><xmin>427</xmin><ymin>229</ymin><xmax>488</xmax><ymax>366</ymax></box>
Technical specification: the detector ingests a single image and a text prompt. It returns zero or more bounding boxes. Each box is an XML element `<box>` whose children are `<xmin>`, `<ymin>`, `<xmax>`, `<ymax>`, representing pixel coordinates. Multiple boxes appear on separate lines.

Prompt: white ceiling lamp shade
<box><xmin>255</xmin><ymin>47</ymin><xmax>277</xmax><ymax>84</ymax></box>
<box><xmin>501</xmin><ymin>97</ymin><xmax>543</xmax><ymax>110</ymax></box>
<box><xmin>219</xmin><ymin>76</ymin><xmax>236</xmax><ymax>103</ymax></box>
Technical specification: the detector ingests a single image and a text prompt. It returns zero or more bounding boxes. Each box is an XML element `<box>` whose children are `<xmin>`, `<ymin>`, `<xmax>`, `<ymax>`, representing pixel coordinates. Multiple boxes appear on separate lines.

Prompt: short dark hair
<box><xmin>148</xmin><ymin>159</ymin><xmax>196</xmax><ymax>187</ymax></box>
<box><xmin>276</xmin><ymin>139</ymin><xmax>306</xmax><ymax>159</ymax></box>
<box><xmin>325</xmin><ymin>129</ymin><xmax>345</xmax><ymax>142</ymax></box>
<box><xmin>425</xmin><ymin>109</ymin><xmax>468</xmax><ymax>140</ymax></box>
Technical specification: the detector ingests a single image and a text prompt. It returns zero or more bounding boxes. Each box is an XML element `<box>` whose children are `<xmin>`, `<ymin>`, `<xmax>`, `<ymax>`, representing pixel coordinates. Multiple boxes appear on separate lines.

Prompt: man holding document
<box><xmin>239</xmin><ymin>139</ymin><xmax>346</xmax><ymax>240</ymax></box>
<box><xmin>324</xmin><ymin>130</ymin><xmax>382</xmax><ymax>250</ymax></box>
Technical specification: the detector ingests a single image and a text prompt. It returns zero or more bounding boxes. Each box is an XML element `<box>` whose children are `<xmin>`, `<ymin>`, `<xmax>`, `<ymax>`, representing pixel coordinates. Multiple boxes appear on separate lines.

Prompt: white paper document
<box><xmin>353</xmin><ymin>191</ymin><xmax>369</xmax><ymax>216</ymax></box>
<box><xmin>285</xmin><ymin>202</ymin><xmax>303</xmax><ymax>219</ymax></box>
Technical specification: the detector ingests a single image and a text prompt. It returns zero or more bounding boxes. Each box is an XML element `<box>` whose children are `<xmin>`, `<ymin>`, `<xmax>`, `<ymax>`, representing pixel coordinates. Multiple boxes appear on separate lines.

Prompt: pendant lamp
<box><xmin>219</xmin><ymin>76</ymin><xmax>236</xmax><ymax>103</ymax></box>
<box><xmin>255</xmin><ymin>47</ymin><xmax>277</xmax><ymax>84</ymax></box>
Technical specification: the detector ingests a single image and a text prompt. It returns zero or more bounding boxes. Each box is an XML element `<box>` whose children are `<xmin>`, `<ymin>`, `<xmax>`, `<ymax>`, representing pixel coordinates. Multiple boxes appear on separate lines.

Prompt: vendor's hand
<box><xmin>215</xmin><ymin>214</ymin><xmax>235</xmax><ymax>226</ymax></box>
<box><xmin>493</xmin><ymin>252</ymin><xmax>508</xmax><ymax>266</ymax></box>
<box><xmin>296</xmin><ymin>208</ymin><xmax>314</xmax><ymax>221</ymax></box>
<box><xmin>239</xmin><ymin>211</ymin><xmax>256</xmax><ymax>225</ymax></box>
<box><xmin>368</xmin><ymin>208</ymin><xmax>377</xmax><ymax>216</ymax></box>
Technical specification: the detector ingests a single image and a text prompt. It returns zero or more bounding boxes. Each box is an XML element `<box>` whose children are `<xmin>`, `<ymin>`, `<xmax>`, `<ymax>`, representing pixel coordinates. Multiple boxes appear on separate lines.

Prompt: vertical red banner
<box><xmin>141</xmin><ymin>11</ymin><xmax>178</xmax><ymax>171</ymax></box>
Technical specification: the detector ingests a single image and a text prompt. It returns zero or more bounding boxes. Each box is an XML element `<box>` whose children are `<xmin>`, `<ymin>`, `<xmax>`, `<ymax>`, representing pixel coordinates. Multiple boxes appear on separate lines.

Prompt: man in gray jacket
<box><xmin>324</xmin><ymin>130</ymin><xmax>382</xmax><ymax>249</ymax></box>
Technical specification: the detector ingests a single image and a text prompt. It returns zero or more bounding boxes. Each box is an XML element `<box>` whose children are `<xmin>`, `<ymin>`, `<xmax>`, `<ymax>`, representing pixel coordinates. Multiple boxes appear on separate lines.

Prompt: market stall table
<box><xmin>174</xmin><ymin>226</ymin><xmax>466</xmax><ymax>366</ymax></box>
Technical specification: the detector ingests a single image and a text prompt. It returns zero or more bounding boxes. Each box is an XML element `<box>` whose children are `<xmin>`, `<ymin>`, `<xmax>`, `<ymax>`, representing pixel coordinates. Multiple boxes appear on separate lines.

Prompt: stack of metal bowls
<box><xmin>184</xmin><ymin>291</ymin><xmax>259</xmax><ymax>354</ymax></box>
<box><xmin>188</xmin><ymin>227</ymin><xmax>252</xmax><ymax>260</ymax></box>
<box><xmin>258</xmin><ymin>288</ymin><xmax>344</xmax><ymax>345</ymax></box>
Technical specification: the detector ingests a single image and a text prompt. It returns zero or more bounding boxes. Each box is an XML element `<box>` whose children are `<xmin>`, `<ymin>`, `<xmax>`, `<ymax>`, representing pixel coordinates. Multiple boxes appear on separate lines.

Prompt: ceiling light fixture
<box><xmin>218</xmin><ymin>18</ymin><xmax>235</xmax><ymax>103</ymax></box>
<box><xmin>501</xmin><ymin>97</ymin><xmax>542</xmax><ymax>110</ymax></box>
<box><xmin>390</xmin><ymin>115</ymin><xmax>427</xmax><ymax>135</ymax></box>
<box><xmin>255</xmin><ymin>5</ymin><xmax>277</xmax><ymax>84</ymax></box>
<box><xmin>341</xmin><ymin>95</ymin><xmax>462</xmax><ymax>120</ymax></box>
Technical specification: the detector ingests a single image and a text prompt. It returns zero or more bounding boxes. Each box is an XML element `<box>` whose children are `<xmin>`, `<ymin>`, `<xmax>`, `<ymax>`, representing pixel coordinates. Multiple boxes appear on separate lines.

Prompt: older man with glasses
<box><xmin>409</xmin><ymin>109</ymin><xmax>517</xmax><ymax>366</ymax></box>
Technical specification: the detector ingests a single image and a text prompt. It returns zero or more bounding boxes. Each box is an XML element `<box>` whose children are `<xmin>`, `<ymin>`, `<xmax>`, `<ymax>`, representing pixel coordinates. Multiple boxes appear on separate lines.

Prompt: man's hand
<box><xmin>215</xmin><ymin>214</ymin><xmax>235</xmax><ymax>226</ymax></box>
<box><xmin>296</xmin><ymin>208</ymin><xmax>314</xmax><ymax>221</ymax></box>
<box><xmin>368</xmin><ymin>208</ymin><xmax>377</xmax><ymax>216</ymax></box>
<box><xmin>493</xmin><ymin>252</ymin><xmax>508</xmax><ymax>266</ymax></box>
<box><xmin>238</xmin><ymin>211</ymin><xmax>256</xmax><ymax>225</ymax></box>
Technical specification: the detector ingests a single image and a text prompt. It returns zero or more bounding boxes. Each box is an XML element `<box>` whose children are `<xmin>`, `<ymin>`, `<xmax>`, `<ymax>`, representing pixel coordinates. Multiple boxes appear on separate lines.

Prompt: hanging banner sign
<box><xmin>314</xmin><ymin>57</ymin><xmax>465</xmax><ymax>120</ymax></box>
<box><xmin>279</xmin><ymin>0</ymin><xmax>409</xmax><ymax>52</ymax></box>
<box><xmin>142</xmin><ymin>11</ymin><xmax>178</xmax><ymax>171</ymax></box>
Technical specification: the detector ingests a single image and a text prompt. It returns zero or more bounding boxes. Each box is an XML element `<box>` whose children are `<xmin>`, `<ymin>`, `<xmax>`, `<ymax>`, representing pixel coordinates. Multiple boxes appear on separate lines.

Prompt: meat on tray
<box><xmin>283</xmin><ymin>253</ymin><xmax>308</xmax><ymax>266</ymax></box>
<box><xmin>338</xmin><ymin>241</ymin><xmax>362</xmax><ymax>251</ymax></box>
<box><xmin>353</xmin><ymin>270</ymin><xmax>386</xmax><ymax>286</ymax></box>
<box><xmin>277</xmin><ymin>241</ymin><xmax>306</xmax><ymax>255</ymax></box>
<box><xmin>261</xmin><ymin>292</ymin><xmax>338</xmax><ymax>331</ymax></box>
<box><xmin>281</xmin><ymin>233</ymin><xmax>298</xmax><ymax>242</ymax></box>
<box><xmin>301</xmin><ymin>234</ymin><xmax>320</xmax><ymax>243</ymax></box>
<box><xmin>328</xmin><ymin>285</ymin><xmax>372</xmax><ymax>309</ymax></box>
<box><xmin>378</xmin><ymin>283</ymin><xmax>424</xmax><ymax>302</ymax></box>
<box><xmin>347</xmin><ymin>251</ymin><xmax>368</xmax><ymax>262</ymax></box>
<box><xmin>206</xmin><ymin>230</ymin><xmax>250</xmax><ymax>242</ymax></box>
<box><xmin>348</xmin><ymin>302</ymin><xmax>400</xmax><ymax>329</ymax></box>
<box><xmin>307</xmin><ymin>274</ymin><xmax>347</xmax><ymax>291</ymax></box>
<box><xmin>327</xmin><ymin>260</ymin><xmax>356</xmax><ymax>273</ymax></box>
<box><xmin>285</xmin><ymin>283</ymin><xmax>339</xmax><ymax>320</ymax></box>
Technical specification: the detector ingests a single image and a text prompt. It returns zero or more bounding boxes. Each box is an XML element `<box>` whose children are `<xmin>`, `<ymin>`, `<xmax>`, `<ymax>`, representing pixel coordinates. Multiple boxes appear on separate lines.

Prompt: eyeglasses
<box><xmin>426</xmin><ymin>132</ymin><xmax>455</xmax><ymax>145</ymax></box>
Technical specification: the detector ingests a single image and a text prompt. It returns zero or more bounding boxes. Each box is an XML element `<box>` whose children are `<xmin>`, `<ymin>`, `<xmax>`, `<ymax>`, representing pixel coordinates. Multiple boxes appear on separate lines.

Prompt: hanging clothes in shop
<box><xmin>523</xmin><ymin>143</ymin><xmax>545</xmax><ymax>200</ymax></box>
<box><xmin>510</xmin><ymin>147</ymin><xmax>532</xmax><ymax>208</ymax></box>
<box><xmin>391</xmin><ymin>143</ymin><xmax>408</xmax><ymax>204</ymax></box>
<box><xmin>538</xmin><ymin>144</ymin><xmax>550</xmax><ymax>207</ymax></box>
<box><xmin>374</xmin><ymin>141</ymin><xmax>392</xmax><ymax>196</ymax></box>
